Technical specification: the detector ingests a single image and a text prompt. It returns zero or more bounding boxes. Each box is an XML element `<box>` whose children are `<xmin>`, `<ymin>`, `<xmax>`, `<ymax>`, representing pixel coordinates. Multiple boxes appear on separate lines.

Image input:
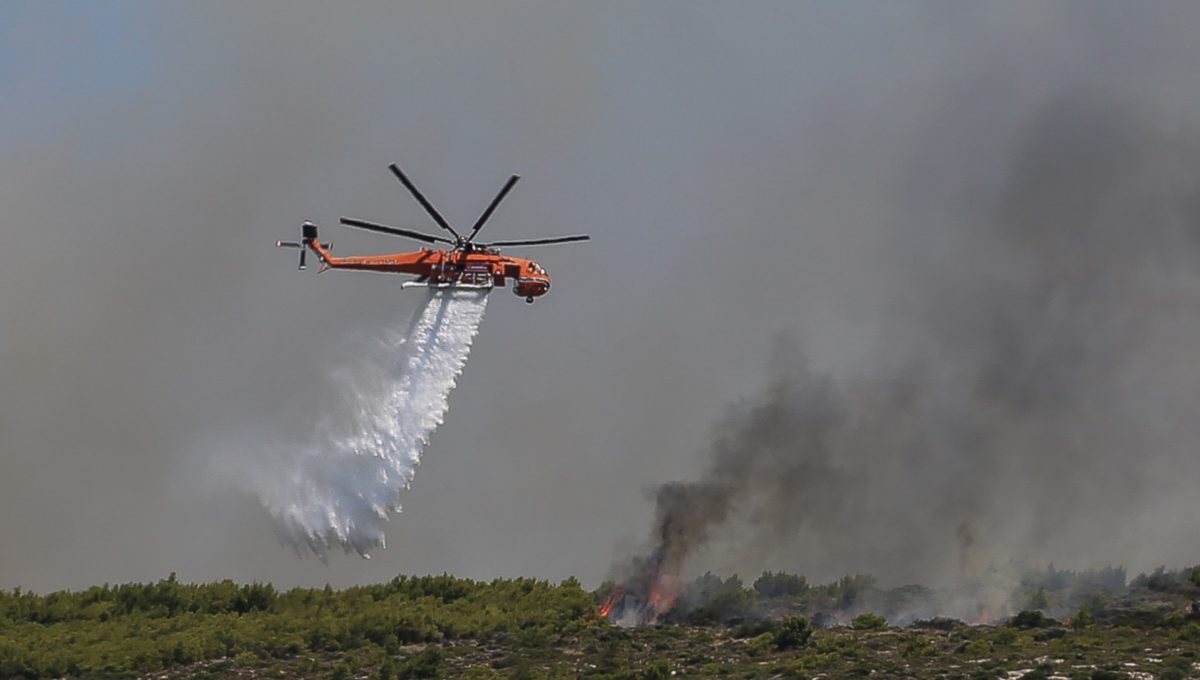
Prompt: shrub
<box><xmin>992</xmin><ymin>628</ymin><xmax>1019</xmax><ymax>646</ymax></box>
<box><xmin>733</xmin><ymin>618</ymin><xmax>780</xmax><ymax>639</ymax></box>
<box><xmin>774</xmin><ymin>615</ymin><xmax>814</xmax><ymax>650</ymax></box>
<box><xmin>1159</xmin><ymin>656</ymin><xmax>1192</xmax><ymax>680</ymax></box>
<box><xmin>851</xmin><ymin>613</ymin><xmax>887</xmax><ymax>631</ymax></box>
<box><xmin>1071</xmin><ymin>605</ymin><xmax>1095</xmax><ymax>629</ymax></box>
<box><xmin>1176</xmin><ymin>622</ymin><xmax>1200</xmax><ymax>641</ymax></box>
<box><xmin>642</xmin><ymin>659</ymin><xmax>671</xmax><ymax>680</ymax></box>
<box><xmin>398</xmin><ymin>648</ymin><xmax>443</xmax><ymax>679</ymax></box>
<box><xmin>901</xmin><ymin>636</ymin><xmax>936</xmax><ymax>659</ymax></box>
<box><xmin>910</xmin><ymin>617</ymin><xmax>964</xmax><ymax>630</ymax></box>
<box><xmin>1009</xmin><ymin>610</ymin><xmax>1053</xmax><ymax>628</ymax></box>
<box><xmin>747</xmin><ymin>632</ymin><xmax>777</xmax><ymax>656</ymax></box>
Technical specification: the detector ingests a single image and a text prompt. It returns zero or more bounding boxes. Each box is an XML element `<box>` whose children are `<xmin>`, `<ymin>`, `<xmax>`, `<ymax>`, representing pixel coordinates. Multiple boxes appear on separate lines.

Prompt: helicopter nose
<box><xmin>514</xmin><ymin>276</ymin><xmax>550</xmax><ymax>299</ymax></box>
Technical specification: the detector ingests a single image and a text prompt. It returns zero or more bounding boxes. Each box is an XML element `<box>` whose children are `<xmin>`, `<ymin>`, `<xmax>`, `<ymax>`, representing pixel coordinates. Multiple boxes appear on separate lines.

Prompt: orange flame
<box><xmin>646</xmin><ymin>579</ymin><xmax>679</xmax><ymax>621</ymax></box>
<box><xmin>598</xmin><ymin>587</ymin><xmax>625</xmax><ymax>619</ymax></box>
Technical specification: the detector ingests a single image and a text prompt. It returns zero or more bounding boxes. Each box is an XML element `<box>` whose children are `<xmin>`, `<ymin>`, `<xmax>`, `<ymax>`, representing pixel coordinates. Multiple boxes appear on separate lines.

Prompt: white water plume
<box><xmin>255</xmin><ymin>288</ymin><xmax>489</xmax><ymax>557</ymax></box>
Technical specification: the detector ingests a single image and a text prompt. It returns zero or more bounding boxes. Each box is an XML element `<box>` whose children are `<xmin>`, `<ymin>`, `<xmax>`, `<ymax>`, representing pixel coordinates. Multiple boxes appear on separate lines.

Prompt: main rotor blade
<box><xmin>387</xmin><ymin>163</ymin><xmax>460</xmax><ymax>238</ymax></box>
<box><xmin>466</xmin><ymin>175</ymin><xmax>520</xmax><ymax>242</ymax></box>
<box><xmin>340</xmin><ymin>217</ymin><xmax>455</xmax><ymax>245</ymax></box>
<box><xmin>481</xmin><ymin>235</ymin><xmax>591</xmax><ymax>248</ymax></box>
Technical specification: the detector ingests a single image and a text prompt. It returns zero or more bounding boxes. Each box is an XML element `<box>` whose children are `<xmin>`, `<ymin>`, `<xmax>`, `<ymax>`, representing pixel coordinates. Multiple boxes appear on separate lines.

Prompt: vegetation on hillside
<box><xmin>0</xmin><ymin>564</ymin><xmax>1197</xmax><ymax>679</ymax></box>
<box><xmin>0</xmin><ymin>574</ymin><xmax>592</xmax><ymax>679</ymax></box>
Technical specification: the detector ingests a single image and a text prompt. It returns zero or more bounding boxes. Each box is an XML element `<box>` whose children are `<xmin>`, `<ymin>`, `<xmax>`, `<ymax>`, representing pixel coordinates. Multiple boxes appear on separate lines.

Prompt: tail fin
<box><xmin>277</xmin><ymin>221</ymin><xmax>330</xmax><ymax>271</ymax></box>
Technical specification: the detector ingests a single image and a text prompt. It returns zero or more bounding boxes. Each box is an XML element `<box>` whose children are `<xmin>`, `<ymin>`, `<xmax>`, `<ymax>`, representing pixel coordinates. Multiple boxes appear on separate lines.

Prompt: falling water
<box><xmin>256</xmin><ymin>288</ymin><xmax>489</xmax><ymax>556</ymax></box>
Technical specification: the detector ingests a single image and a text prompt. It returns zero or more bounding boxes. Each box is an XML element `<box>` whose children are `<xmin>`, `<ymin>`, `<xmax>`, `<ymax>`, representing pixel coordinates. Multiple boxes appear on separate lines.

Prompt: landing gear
<box><xmin>526</xmin><ymin>296</ymin><xmax>535</xmax><ymax>304</ymax></box>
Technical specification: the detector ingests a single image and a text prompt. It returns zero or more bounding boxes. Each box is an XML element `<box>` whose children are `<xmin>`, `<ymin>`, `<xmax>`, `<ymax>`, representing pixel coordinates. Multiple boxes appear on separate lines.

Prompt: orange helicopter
<box><xmin>277</xmin><ymin>163</ymin><xmax>589</xmax><ymax>303</ymax></box>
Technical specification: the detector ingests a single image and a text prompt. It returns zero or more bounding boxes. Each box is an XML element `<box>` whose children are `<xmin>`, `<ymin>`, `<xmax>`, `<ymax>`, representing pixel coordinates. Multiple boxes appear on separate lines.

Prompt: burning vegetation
<box><xmin>597</xmin><ymin>549</ymin><xmax>680</xmax><ymax>625</ymax></box>
<box><xmin>597</xmin><ymin>563</ymin><xmax>1200</xmax><ymax>630</ymax></box>
<box><xmin>600</xmin><ymin>338</ymin><xmax>852</xmax><ymax>626</ymax></box>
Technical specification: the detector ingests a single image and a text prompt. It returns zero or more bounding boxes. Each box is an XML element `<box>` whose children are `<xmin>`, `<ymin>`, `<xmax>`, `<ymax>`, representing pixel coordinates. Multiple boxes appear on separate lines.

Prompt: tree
<box><xmin>753</xmin><ymin>572</ymin><xmax>808</xmax><ymax>599</ymax></box>
<box><xmin>1024</xmin><ymin>587</ymin><xmax>1049</xmax><ymax>612</ymax></box>
<box><xmin>774</xmin><ymin>616</ymin><xmax>814</xmax><ymax>649</ymax></box>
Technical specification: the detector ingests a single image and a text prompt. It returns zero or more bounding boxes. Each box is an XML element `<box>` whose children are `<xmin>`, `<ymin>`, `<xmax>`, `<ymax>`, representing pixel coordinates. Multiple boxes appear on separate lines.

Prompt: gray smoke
<box><xmin>628</xmin><ymin>88</ymin><xmax>1200</xmax><ymax>609</ymax></box>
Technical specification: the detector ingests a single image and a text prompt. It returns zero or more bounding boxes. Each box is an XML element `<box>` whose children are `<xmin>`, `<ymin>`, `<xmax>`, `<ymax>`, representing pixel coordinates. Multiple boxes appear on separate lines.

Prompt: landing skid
<box><xmin>401</xmin><ymin>280</ymin><xmax>494</xmax><ymax>291</ymax></box>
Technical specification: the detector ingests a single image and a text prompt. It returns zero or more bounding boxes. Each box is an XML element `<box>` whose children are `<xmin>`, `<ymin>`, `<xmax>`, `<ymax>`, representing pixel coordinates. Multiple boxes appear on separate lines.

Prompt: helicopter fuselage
<box><xmin>308</xmin><ymin>239</ymin><xmax>551</xmax><ymax>301</ymax></box>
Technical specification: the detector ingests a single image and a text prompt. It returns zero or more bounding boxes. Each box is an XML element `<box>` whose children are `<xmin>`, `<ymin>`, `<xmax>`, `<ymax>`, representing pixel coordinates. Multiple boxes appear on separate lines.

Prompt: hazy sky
<box><xmin>3</xmin><ymin>2</ymin><xmax>1200</xmax><ymax>592</ymax></box>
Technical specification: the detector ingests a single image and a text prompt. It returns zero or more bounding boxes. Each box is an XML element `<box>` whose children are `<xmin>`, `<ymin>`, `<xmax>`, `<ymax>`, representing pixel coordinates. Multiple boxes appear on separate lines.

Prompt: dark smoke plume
<box><xmin>649</xmin><ymin>338</ymin><xmax>843</xmax><ymax>585</ymax></box>
<box><xmin>608</xmin><ymin>90</ymin><xmax>1200</xmax><ymax>621</ymax></box>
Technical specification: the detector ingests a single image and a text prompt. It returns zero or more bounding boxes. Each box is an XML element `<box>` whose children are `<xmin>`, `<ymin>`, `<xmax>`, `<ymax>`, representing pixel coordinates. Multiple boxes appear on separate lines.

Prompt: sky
<box><xmin>3</xmin><ymin>2</ymin><xmax>1200</xmax><ymax>592</ymax></box>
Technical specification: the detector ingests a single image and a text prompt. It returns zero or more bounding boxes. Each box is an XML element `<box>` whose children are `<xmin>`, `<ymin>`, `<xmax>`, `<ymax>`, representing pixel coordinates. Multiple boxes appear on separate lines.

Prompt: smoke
<box><xmin>250</xmin><ymin>289</ymin><xmax>489</xmax><ymax>557</ymax></box>
<box><xmin>609</xmin><ymin>88</ymin><xmax>1200</xmax><ymax>619</ymax></box>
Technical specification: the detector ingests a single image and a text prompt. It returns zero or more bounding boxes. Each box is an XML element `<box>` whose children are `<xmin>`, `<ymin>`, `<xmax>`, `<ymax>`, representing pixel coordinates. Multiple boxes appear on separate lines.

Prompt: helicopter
<box><xmin>277</xmin><ymin>163</ymin><xmax>589</xmax><ymax>303</ymax></box>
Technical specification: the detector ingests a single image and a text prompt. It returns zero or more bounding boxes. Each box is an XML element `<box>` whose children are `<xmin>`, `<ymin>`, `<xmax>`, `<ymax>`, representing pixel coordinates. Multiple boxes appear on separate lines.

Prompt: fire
<box><xmin>598</xmin><ymin>587</ymin><xmax>625</xmax><ymax>619</ymax></box>
<box><xmin>598</xmin><ymin>573</ymin><xmax>680</xmax><ymax>625</ymax></box>
<box><xmin>645</xmin><ymin>577</ymin><xmax>679</xmax><ymax>621</ymax></box>
<box><xmin>599</xmin><ymin>548</ymin><xmax>682</xmax><ymax>625</ymax></box>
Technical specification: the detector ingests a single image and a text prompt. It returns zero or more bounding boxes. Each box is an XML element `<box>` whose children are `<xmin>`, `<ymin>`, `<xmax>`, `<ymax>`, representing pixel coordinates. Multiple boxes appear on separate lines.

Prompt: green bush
<box><xmin>1009</xmin><ymin>610</ymin><xmax>1054</xmax><ymax>628</ymax></box>
<box><xmin>1176</xmin><ymin>622</ymin><xmax>1200</xmax><ymax>641</ymax></box>
<box><xmin>397</xmin><ymin>648</ymin><xmax>443</xmax><ymax>679</ymax></box>
<box><xmin>774</xmin><ymin>615</ymin><xmax>814</xmax><ymax>650</ymax></box>
<box><xmin>901</xmin><ymin>636</ymin><xmax>935</xmax><ymax>658</ymax></box>
<box><xmin>1071</xmin><ymin>605</ymin><xmax>1095</xmax><ymax>629</ymax></box>
<box><xmin>851</xmin><ymin>613</ymin><xmax>887</xmax><ymax>630</ymax></box>
<box><xmin>642</xmin><ymin>659</ymin><xmax>671</xmax><ymax>680</ymax></box>
<box><xmin>991</xmin><ymin>628</ymin><xmax>1019</xmax><ymax>646</ymax></box>
<box><xmin>748</xmin><ymin>632</ymin><xmax>777</xmax><ymax>656</ymax></box>
<box><xmin>733</xmin><ymin>618</ymin><xmax>780</xmax><ymax>639</ymax></box>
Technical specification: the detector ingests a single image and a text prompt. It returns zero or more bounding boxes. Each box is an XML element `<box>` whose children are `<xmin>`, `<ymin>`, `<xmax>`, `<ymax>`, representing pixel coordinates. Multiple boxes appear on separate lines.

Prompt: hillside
<box><xmin>1</xmin><ymin>569</ymin><xmax>1198</xmax><ymax>679</ymax></box>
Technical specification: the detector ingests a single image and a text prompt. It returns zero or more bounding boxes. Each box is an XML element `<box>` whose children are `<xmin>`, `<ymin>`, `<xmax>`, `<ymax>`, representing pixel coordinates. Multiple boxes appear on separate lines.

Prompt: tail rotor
<box><xmin>276</xmin><ymin>221</ymin><xmax>324</xmax><ymax>270</ymax></box>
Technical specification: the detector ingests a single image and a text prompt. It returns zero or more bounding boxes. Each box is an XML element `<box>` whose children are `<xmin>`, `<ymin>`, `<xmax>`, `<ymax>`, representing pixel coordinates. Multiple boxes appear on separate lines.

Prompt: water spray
<box><xmin>256</xmin><ymin>288</ymin><xmax>489</xmax><ymax>556</ymax></box>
